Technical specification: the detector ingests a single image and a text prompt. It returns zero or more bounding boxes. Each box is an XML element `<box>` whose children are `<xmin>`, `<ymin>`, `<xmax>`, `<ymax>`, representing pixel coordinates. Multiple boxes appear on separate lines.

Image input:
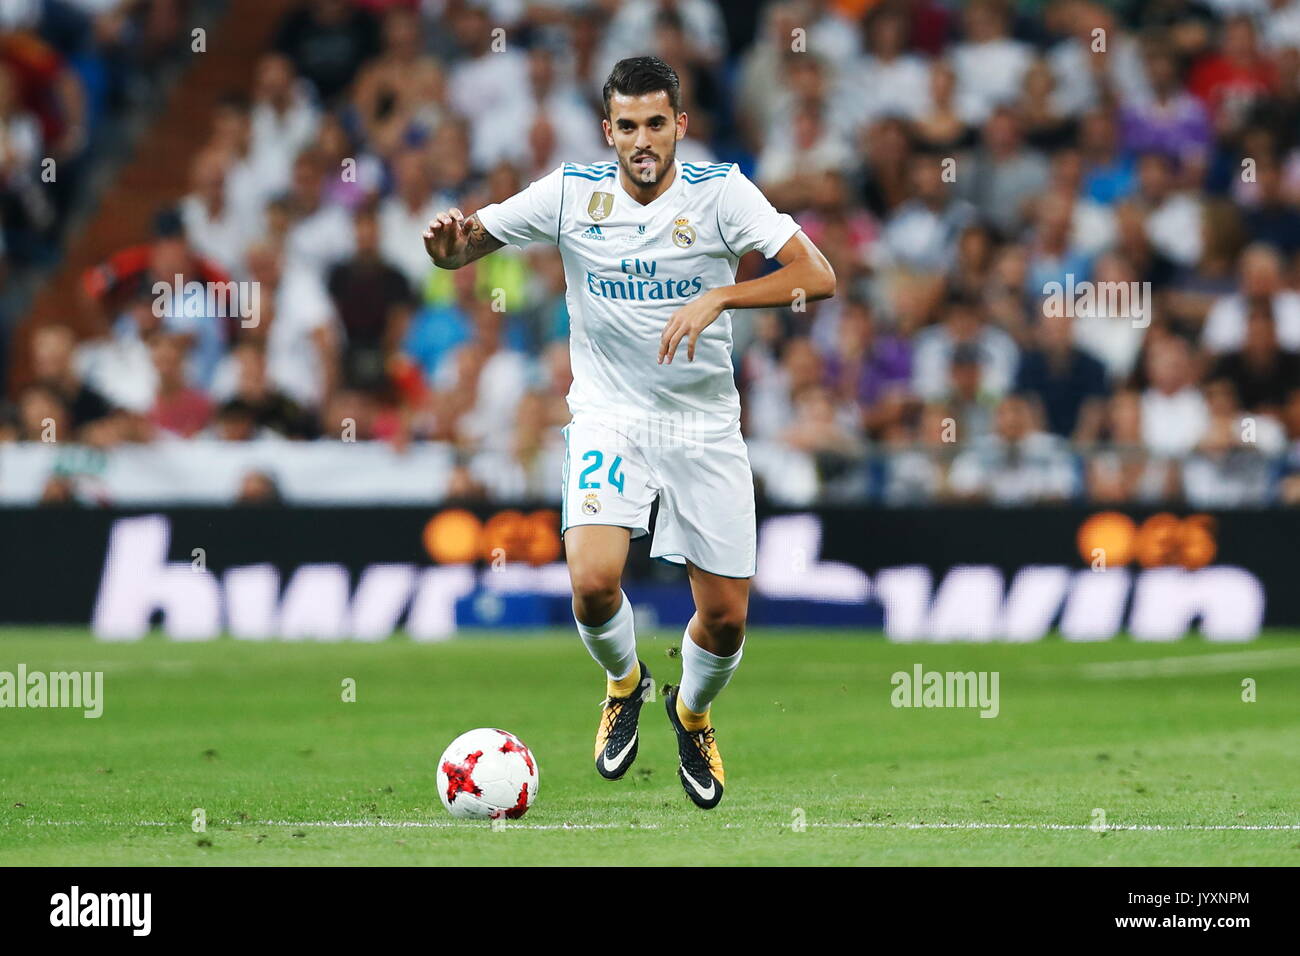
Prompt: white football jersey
<box><xmin>475</xmin><ymin>159</ymin><xmax>800</xmax><ymax>440</ymax></box>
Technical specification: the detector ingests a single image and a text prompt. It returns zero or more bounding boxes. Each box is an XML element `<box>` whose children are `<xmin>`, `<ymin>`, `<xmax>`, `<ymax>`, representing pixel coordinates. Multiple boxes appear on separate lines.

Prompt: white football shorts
<box><xmin>560</xmin><ymin>415</ymin><xmax>757</xmax><ymax>579</ymax></box>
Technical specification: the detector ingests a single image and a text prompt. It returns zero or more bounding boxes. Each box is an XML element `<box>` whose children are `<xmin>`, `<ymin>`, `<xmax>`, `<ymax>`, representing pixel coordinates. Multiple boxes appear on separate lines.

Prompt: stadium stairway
<box><xmin>7</xmin><ymin>0</ymin><xmax>296</xmax><ymax>396</ymax></box>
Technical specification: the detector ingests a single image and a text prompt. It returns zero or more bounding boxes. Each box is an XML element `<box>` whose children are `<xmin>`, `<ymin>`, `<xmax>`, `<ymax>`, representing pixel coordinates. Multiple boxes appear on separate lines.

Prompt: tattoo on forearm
<box><xmin>461</xmin><ymin>214</ymin><xmax>503</xmax><ymax>264</ymax></box>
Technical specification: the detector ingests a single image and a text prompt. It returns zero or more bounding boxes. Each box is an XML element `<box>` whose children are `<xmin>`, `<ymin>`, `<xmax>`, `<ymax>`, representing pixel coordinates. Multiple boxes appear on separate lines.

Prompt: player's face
<box><xmin>603</xmin><ymin>91</ymin><xmax>686</xmax><ymax>188</ymax></box>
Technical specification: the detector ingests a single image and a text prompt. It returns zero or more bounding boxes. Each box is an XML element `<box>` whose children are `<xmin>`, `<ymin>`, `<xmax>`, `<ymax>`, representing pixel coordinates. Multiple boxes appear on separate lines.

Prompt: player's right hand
<box><xmin>422</xmin><ymin>208</ymin><xmax>468</xmax><ymax>263</ymax></box>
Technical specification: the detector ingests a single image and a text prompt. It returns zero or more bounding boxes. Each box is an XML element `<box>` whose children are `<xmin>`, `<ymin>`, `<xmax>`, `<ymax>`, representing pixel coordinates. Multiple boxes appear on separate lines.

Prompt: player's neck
<box><xmin>618</xmin><ymin>160</ymin><xmax>677</xmax><ymax>206</ymax></box>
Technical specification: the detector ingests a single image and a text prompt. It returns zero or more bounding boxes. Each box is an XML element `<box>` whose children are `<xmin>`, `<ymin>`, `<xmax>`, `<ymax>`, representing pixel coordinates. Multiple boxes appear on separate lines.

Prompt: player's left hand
<box><xmin>659</xmin><ymin>290</ymin><xmax>726</xmax><ymax>364</ymax></box>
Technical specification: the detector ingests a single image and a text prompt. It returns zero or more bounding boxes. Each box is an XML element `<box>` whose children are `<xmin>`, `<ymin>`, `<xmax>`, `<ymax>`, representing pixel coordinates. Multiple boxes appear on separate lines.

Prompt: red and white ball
<box><xmin>437</xmin><ymin>728</ymin><xmax>539</xmax><ymax>820</ymax></box>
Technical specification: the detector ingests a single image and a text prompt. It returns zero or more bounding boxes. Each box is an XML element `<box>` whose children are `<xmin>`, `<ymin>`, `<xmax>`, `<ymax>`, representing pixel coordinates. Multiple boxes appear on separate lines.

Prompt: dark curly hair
<box><xmin>602</xmin><ymin>56</ymin><xmax>681</xmax><ymax>118</ymax></box>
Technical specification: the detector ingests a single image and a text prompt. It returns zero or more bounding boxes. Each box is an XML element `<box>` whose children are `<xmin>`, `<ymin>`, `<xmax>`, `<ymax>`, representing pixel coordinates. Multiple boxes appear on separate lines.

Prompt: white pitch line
<box><xmin>1079</xmin><ymin>647</ymin><xmax>1300</xmax><ymax>679</ymax></box>
<box><xmin>806</xmin><ymin>822</ymin><xmax>1300</xmax><ymax>831</ymax></box>
<box><xmin>12</xmin><ymin>819</ymin><xmax>1300</xmax><ymax>832</ymax></box>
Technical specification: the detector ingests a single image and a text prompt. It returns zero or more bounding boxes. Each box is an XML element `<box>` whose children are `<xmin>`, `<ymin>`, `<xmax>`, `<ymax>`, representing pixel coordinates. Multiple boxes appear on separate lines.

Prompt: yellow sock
<box><xmin>676</xmin><ymin>695</ymin><xmax>710</xmax><ymax>731</ymax></box>
<box><xmin>607</xmin><ymin>664</ymin><xmax>641</xmax><ymax>699</ymax></box>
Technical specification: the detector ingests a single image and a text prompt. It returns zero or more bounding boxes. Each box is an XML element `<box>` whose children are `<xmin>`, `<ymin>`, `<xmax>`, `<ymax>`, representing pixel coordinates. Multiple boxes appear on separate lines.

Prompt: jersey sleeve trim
<box><xmin>557</xmin><ymin>163</ymin><xmax>565</xmax><ymax>244</ymax></box>
<box><xmin>717</xmin><ymin>183</ymin><xmax>738</xmax><ymax>258</ymax></box>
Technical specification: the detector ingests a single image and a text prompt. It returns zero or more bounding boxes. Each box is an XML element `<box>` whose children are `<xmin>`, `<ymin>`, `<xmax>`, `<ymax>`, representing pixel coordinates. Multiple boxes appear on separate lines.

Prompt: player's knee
<box><xmin>570</xmin><ymin>569</ymin><xmax>622</xmax><ymax>624</ymax></box>
<box><xmin>695</xmin><ymin>604</ymin><xmax>747</xmax><ymax>653</ymax></box>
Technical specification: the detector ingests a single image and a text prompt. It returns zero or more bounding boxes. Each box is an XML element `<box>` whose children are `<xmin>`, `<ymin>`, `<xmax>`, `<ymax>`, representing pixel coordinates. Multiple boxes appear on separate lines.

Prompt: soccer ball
<box><xmin>437</xmin><ymin>728</ymin><xmax>539</xmax><ymax>820</ymax></box>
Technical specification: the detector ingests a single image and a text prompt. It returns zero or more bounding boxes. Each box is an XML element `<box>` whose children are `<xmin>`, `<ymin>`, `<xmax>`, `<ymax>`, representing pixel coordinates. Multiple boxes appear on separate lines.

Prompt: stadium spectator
<box><xmin>1015</xmin><ymin>57</ymin><xmax>1076</xmax><ymax>152</ymax></box>
<box><xmin>1203</xmin><ymin>243</ymin><xmax>1300</xmax><ymax>353</ymax></box>
<box><xmin>912</xmin><ymin>58</ymin><xmax>978</xmax><ymax>153</ymax></box>
<box><xmin>951</xmin><ymin>0</ymin><xmax>1033</xmax><ymax>123</ymax></box>
<box><xmin>1208</xmin><ymin>303</ymin><xmax>1300</xmax><ymax>414</ymax></box>
<box><xmin>207</xmin><ymin>93</ymin><xmax>268</xmax><ymax>223</ymax></box>
<box><xmin>1183</xmin><ymin>377</ymin><xmax>1285</xmax><ymax>506</ymax></box>
<box><xmin>351</xmin><ymin>6</ymin><xmax>444</xmax><ymax>156</ymax></box>
<box><xmin>468</xmin><ymin>389</ymin><xmax>565</xmax><ymax>501</ymax></box>
<box><xmin>179</xmin><ymin>148</ymin><xmax>256</xmax><ymax>278</ymax></box>
<box><xmin>947</xmin><ymin>393</ymin><xmax>1078</xmax><ymax>503</ymax></box>
<box><xmin>212</xmin><ymin>241</ymin><xmax>339</xmax><ymax>410</ymax></box>
<box><xmin>1118</xmin><ymin>45</ymin><xmax>1212</xmax><ymax>172</ymax></box>
<box><xmin>29</xmin><ymin>324</ymin><xmax>117</xmax><ymax>438</ymax></box>
<box><xmin>1069</xmin><ymin>249</ymin><xmax>1150</xmax><ymax>381</ymax></box>
<box><xmin>235</xmin><ymin>469</ymin><xmax>283</xmax><ymax>505</ymax></box>
<box><xmin>328</xmin><ymin>201</ymin><xmax>413</xmax><ymax>394</ymax></box>
<box><xmin>207</xmin><ymin>399</ymin><xmax>267</xmax><ymax>442</ymax></box>
<box><xmin>943</xmin><ymin>342</ymin><xmax>998</xmax><ymax>442</ymax></box>
<box><xmin>958</xmin><ymin>107</ymin><xmax>1051</xmax><ymax>239</ymax></box>
<box><xmin>283</xmin><ymin>149</ymin><xmax>355</xmax><ymax>281</ymax></box>
<box><xmin>1087</xmin><ymin>389</ymin><xmax>1177</xmax><ymax>503</ymax></box>
<box><xmin>249</xmin><ymin>52</ymin><xmax>321</xmax><ymax>200</ymax></box>
<box><xmin>1014</xmin><ymin>308</ymin><xmax>1110</xmax><ymax>439</ymax></box>
<box><xmin>911</xmin><ymin>295</ymin><xmax>1018</xmax><ymax>403</ymax></box>
<box><xmin>882</xmin><ymin>401</ymin><xmax>956</xmax><ymax>505</ymax></box>
<box><xmin>401</xmin><ymin>260</ymin><xmax>477</xmax><ymax>385</ymax></box>
<box><xmin>1025</xmin><ymin>189</ymin><xmax>1093</xmax><ymax>295</ymax></box>
<box><xmin>1048</xmin><ymin>1</ymin><xmax>1152</xmax><ymax>117</ymax></box>
<box><xmin>756</xmin><ymin>94</ymin><xmax>853</xmax><ymax>206</ymax></box>
<box><xmin>1188</xmin><ymin>14</ymin><xmax>1277</xmax><ymax>132</ymax></box>
<box><xmin>1134</xmin><ymin>150</ymin><xmax>1204</xmax><ymax>268</ymax></box>
<box><xmin>378</xmin><ymin>147</ymin><xmax>439</xmax><ymax>289</ymax></box>
<box><xmin>1141</xmin><ymin>334</ymin><xmax>1210</xmax><ymax>457</ymax></box>
<box><xmin>821</xmin><ymin>298</ymin><xmax>911</xmax><ymax>438</ymax></box>
<box><xmin>216</xmin><ymin>340</ymin><xmax>316</xmax><ymax>440</ymax></box>
<box><xmin>849</xmin><ymin>6</ymin><xmax>930</xmax><ymax>125</ymax></box>
<box><xmin>147</xmin><ymin>333</ymin><xmax>213</xmax><ymax>439</ymax></box>
<box><xmin>1242</xmin><ymin>152</ymin><xmax>1300</xmax><ymax>255</ymax></box>
<box><xmin>445</xmin><ymin>307</ymin><xmax>533</xmax><ymax>453</ymax></box>
<box><xmin>272</xmin><ymin>0</ymin><xmax>380</xmax><ymax>104</ymax></box>
<box><xmin>77</xmin><ymin>279</ymin><xmax>162</xmax><ymax>414</ymax></box>
<box><xmin>746</xmin><ymin>335</ymin><xmax>823</xmax><ymax>443</ymax></box>
<box><xmin>0</xmin><ymin>60</ymin><xmax>53</xmax><ymax>261</ymax></box>
<box><xmin>879</xmin><ymin>152</ymin><xmax>977</xmax><ymax>273</ymax></box>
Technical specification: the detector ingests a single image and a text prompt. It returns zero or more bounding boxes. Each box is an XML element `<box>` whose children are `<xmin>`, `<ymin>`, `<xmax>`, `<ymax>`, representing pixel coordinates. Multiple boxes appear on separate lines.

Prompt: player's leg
<box><xmin>567</xmin><ymin>523</ymin><xmax>637</xmax><ymax>685</ymax></box>
<box><xmin>566</xmin><ymin>525</ymin><xmax>655</xmax><ymax>780</ymax></box>
<box><xmin>561</xmin><ymin>417</ymin><xmax>657</xmax><ymax>780</ymax></box>
<box><xmin>679</xmin><ymin>563</ymin><xmax>748</xmax><ymax>718</ymax></box>
<box><xmin>663</xmin><ymin>565</ymin><xmax>747</xmax><ymax>808</ymax></box>
<box><xmin>650</xmin><ymin>429</ymin><xmax>756</xmax><ymax>809</ymax></box>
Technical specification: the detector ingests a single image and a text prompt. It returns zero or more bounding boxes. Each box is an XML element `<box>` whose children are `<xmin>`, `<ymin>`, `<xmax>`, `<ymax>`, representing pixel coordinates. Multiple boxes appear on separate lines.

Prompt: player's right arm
<box><xmin>424</xmin><ymin>166</ymin><xmax>565</xmax><ymax>269</ymax></box>
<box><xmin>422</xmin><ymin>209</ymin><xmax>503</xmax><ymax>270</ymax></box>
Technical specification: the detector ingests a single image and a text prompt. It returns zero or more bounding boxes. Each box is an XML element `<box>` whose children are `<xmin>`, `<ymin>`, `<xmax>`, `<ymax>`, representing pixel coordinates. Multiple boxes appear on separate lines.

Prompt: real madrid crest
<box><xmin>587</xmin><ymin>192</ymin><xmax>614</xmax><ymax>221</ymax></box>
<box><xmin>672</xmin><ymin>217</ymin><xmax>696</xmax><ymax>248</ymax></box>
<box><xmin>582</xmin><ymin>492</ymin><xmax>601</xmax><ymax>515</ymax></box>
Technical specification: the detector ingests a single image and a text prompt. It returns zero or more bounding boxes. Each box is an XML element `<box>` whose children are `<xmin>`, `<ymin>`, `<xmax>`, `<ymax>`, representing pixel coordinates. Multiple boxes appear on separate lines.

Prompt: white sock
<box><xmin>679</xmin><ymin>628</ymin><xmax>743</xmax><ymax>714</ymax></box>
<box><xmin>575</xmin><ymin>590</ymin><xmax>637</xmax><ymax>681</ymax></box>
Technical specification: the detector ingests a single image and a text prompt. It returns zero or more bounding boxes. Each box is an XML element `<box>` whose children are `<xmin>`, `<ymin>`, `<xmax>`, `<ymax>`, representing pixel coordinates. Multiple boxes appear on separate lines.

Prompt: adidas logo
<box><xmin>581</xmin><ymin>225</ymin><xmax>606</xmax><ymax>240</ymax></box>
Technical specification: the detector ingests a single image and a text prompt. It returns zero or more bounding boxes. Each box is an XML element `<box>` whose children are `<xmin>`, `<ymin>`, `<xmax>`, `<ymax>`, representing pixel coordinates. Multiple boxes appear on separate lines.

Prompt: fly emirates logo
<box><xmin>585</xmin><ymin>258</ymin><xmax>704</xmax><ymax>301</ymax></box>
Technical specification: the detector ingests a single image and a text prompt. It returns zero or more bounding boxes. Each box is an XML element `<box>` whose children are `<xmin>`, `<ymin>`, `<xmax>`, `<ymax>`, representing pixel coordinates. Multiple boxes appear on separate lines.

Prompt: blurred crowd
<box><xmin>6</xmin><ymin>0</ymin><xmax>1300</xmax><ymax>508</ymax></box>
<box><xmin>0</xmin><ymin>0</ymin><xmax>196</xmax><ymax>274</ymax></box>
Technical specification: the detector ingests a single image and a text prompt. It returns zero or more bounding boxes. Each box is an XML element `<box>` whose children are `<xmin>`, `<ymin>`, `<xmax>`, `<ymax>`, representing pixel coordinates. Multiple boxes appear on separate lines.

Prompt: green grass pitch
<box><xmin>2</xmin><ymin>628</ymin><xmax>1298</xmax><ymax>865</ymax></box>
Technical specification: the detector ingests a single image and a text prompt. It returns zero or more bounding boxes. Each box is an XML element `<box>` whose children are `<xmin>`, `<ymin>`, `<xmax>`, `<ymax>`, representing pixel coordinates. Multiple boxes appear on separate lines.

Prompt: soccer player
<box><xmin>423</xmin><ymin>56</ymin><xmax>835</xmax><ymax>809</ymax></box>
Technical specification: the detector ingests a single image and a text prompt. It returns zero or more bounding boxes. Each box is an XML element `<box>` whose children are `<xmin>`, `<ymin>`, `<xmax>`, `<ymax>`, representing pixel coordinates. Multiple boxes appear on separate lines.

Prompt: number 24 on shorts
<box><xmin>578</xmin><ymin>450</ymin><xmax>626</xmax><ymax>494</ymax></box>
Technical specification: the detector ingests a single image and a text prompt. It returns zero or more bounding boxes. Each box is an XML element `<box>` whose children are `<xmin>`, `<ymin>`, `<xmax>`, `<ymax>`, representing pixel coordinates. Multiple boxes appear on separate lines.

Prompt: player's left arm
<box><xmin>658</xmin><ymin>231</ymin><xmax>835</xmax><ymax>364</ymax></box>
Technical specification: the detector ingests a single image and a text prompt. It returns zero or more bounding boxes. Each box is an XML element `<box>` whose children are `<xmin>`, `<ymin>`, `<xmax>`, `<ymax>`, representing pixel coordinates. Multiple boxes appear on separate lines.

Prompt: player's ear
<box><xmin>602</xmin><ymin>118</ymin><xmax>614</xmax><ymax>147</ymax></box>
<box><xmin>675</xmin><ymin>111</ymin><xmax>687</xmax><ymax>141</ymax></box>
